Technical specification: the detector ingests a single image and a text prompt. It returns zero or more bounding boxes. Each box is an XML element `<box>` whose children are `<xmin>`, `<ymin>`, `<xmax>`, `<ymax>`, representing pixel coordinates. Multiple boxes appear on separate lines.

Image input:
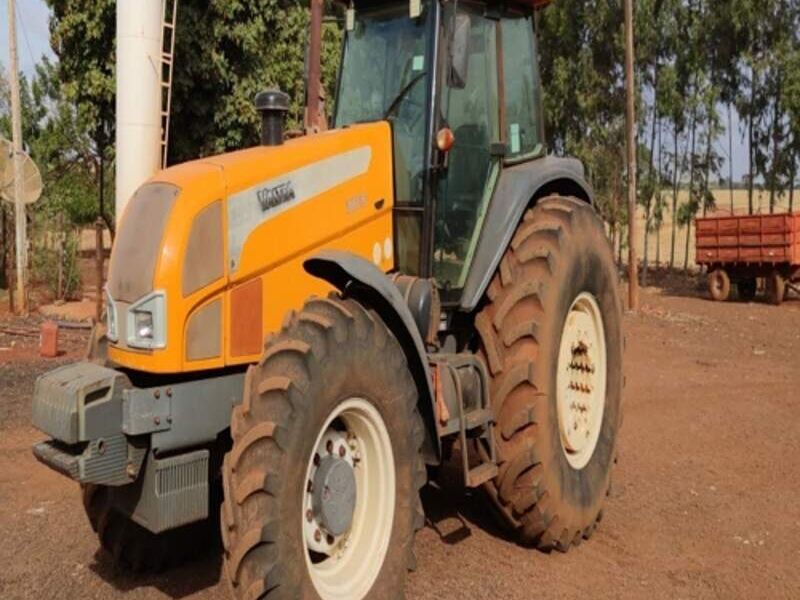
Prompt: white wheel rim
<box><xmin>302</xmin><ymin>398</ymin><xmax>395</xmax><ymax>600</ymax></box>
<box><xmin>556</xmin><ymin>292</ymin><xmax>607</xmax><ymax>470</ymax></box>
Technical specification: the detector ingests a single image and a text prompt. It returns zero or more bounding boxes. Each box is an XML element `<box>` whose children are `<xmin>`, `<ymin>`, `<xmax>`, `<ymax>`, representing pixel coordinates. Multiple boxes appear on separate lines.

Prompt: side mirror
<box><xmin>448</xmin><ymin>13</ymin><xmax>470</xmax><ymax>89</ymax></box>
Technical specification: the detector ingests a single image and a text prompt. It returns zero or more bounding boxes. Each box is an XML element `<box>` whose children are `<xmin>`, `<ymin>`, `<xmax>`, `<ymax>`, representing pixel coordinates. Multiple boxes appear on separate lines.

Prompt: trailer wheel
<box><xmin>766</xmin><ymin>271</ymin><xmax>785</xmax><ymax>306</ymax></box>
<box><xmin>737</xmin><ymin>279</ymin><xmax>757</xmax><ymax>302</ymax></box>
<box><xmin>475</xmin><ymin>196</ymin><xmax>623</xmax><ymax>551</ymax></box>
<box><xmin>221</xmin><ymin>295</ymin><xmax>425</xmax><ymax>600</ymax></box>
<box><xmin>708</xmin><ymin>269</ymin><xmax>731</xmax><ymax>302</ymax></box>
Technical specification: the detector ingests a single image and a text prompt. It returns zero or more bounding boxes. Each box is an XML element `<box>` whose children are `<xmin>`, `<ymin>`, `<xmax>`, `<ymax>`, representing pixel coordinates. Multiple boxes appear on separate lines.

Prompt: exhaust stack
<box><xmin>115</xmin><ymin>0</ymin><xmax>163</xmax><ymax>224</ymax></box>
<box><xmin>255</xmin><ymin>89</ymin><xmax>290</xmax><ymax>146</ymax></box>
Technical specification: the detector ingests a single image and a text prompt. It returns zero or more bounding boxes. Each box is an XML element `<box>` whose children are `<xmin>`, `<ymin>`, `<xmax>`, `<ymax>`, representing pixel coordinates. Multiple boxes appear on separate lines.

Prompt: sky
<box><xmin>0</xmin><ymin>0</ymin><xmax>752</xmax><ymax>181</ymax></box>
<box><xmin>0</xmin><ymin>0</ymin><xmax>54</xmax><ymax>77</ymax></box>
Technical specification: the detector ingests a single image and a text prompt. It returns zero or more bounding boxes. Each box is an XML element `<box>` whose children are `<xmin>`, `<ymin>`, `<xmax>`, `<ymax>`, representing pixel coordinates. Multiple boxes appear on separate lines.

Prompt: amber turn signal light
<box><xmin>436</xmin><ymin>127</ymin><xmax>455</xmax><ymax>152</ymax></box>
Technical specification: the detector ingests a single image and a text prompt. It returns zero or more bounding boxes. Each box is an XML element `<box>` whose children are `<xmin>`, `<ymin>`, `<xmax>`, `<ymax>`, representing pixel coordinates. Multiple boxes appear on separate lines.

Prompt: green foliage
<box><xmin>30</xmin><ymin>226</ymin><xmax>82</xmax><ymax>301</ymax></box>
<box><xmin>537</xmin><ymin>0</ymin><xmax>626</xmax><ymax>226</ymax></box>
<box><xmin>0</xmin><ymin>59</ymin><xmax>102</xmax><ymax>226</ymax></box>
<box><xmin>168</xmin><ymin>0</ymin><xmax>342</xmax><ymax>162</ymax></box>
<box><xmin>44</xmin><ymin>0</ymin><xmax>343</xmax><ymax>166</ymax></box>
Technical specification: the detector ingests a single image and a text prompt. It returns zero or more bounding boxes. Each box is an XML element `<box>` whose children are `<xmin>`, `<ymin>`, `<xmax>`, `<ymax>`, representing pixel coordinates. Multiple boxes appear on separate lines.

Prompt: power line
<box><xmin>14</xmin><ymin>0</ymin><xmax>38</xmax><ymax>74</ymax></box>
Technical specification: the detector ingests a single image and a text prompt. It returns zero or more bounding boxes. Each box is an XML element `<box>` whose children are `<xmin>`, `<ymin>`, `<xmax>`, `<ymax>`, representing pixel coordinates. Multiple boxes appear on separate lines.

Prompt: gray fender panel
<box><xmin>304</xmin><ymin>250</ymin><xmax>441</xmax><ymax>463</ymax></box>
<box><xmin>460</xmin><ymin>156</ymin><xmax>594</xmax><ymax>312</ymax></box>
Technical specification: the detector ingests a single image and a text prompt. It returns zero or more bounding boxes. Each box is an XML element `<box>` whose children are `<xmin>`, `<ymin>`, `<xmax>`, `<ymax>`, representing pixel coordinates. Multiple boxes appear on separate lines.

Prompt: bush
<box><xmin>31</xmin><ymin>227</ymin><xmax>82</xmax><ymax>301</ymax></box>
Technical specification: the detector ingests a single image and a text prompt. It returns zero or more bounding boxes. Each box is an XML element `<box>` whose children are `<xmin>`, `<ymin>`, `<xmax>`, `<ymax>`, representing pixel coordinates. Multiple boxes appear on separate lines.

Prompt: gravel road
<box><xmin>1</xmin><ymin>282</ymin><xmax>799</xmax><ymax>599</ymax></box>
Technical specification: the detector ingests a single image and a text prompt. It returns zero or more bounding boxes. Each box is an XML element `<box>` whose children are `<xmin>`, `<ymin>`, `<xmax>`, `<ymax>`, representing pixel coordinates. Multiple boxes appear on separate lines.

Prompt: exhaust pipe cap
<box><xmin>255</xmin><ymin>89</ymin><xmax>290</xmax><ymax>146</ymax></box>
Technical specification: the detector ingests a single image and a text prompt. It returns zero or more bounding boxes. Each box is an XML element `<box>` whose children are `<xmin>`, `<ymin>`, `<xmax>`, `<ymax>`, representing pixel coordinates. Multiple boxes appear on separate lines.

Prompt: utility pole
<box><xmin>728</xmin><ymin>105</ymin><xmax>734</xmax><ymax>214</ymax></box>
<box><xmin>7</xmin><ymin>0</ymin><xmax>28</xmax><ymax>314</ymax></box>
<box><xmin>624</xmin><ymin>0</ymin><xmax>639</xmax><ymax>311</ymax></box>
<box><xmin>305</xmin><ymin>0</ymin><xmax>324</xmax><ymax>133</ymax></box>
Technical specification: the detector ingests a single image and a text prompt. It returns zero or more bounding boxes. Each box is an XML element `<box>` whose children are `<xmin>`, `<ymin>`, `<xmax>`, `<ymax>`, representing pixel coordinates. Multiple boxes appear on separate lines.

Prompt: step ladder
<box><xmin>431</xmin><ymin>354</ymin><xmax>498</xmax><ymax>488</ymax></box>
<box><xmin>160</xmin><ymin>0</ymin><xmax>179</xmax><ymax>168</ymax></box>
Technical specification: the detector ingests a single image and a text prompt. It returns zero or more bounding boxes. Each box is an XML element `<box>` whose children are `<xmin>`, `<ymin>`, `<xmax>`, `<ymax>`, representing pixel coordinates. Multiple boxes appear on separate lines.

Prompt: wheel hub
<box><xmin>556</xmin><ymin>292</ymin><xmax>607</xmax><ymax>470</ymax></box>
<box><xmin>303</xmin><ymin>429</ymin><xmax>358</xmax><ymax>555</ymax></box>
<box><xmin>312</xmin><ymin>456</ymin><xmax>357</xmax><ymax>537</ymax></box>
<box><xmin>302</xmin><ymin>398</ymin><xmax>395</xmax><ymax>600</ymax></box>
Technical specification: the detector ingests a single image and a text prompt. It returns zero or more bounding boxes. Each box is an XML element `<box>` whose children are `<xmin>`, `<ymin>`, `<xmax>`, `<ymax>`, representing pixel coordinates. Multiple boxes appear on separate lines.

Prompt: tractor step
<box><xmin>464</xmin><ymin>408</ymin><xmax>493</xmax><ymax>431</ymax></box>
<box><xmin>465</xmin><ymin>462</ymin><xmax>498</xmax><ymax>488</ymax></box>
<box><xmin>430</xmin><ymin>353</ymin><xmax>499</xmax><ymax>489</ymax></box>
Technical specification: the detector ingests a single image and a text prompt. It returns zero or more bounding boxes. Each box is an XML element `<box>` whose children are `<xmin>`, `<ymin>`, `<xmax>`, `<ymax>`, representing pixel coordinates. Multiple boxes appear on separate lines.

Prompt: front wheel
<box><xmin>221</xmin><ymin>295</ymin><xmax>425</xmax><ymax>600</ymax></box>
<box><xmin>476</xmin><ymin>195</ymin><xmax>623</xmax><ymax>550</ymax></box>
<box><xmin>82</xmin><ymin>483</ymin><xmax>220</xmax><ymax>572</ymax></box>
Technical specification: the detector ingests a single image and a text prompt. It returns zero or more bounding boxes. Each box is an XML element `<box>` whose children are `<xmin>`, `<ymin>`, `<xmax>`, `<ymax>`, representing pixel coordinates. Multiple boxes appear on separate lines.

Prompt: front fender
<box><xmin>304</xmin><ymin>250</ymin><xmax>441</xmax><ymax>464</ymax></box>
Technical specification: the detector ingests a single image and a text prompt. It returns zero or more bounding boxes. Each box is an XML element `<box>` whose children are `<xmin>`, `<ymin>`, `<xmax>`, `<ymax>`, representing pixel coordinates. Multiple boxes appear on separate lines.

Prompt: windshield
<box><xmin>335</xmin><ymin>4</ymin><xmax>432</xmax><ymax>210</ymax></box>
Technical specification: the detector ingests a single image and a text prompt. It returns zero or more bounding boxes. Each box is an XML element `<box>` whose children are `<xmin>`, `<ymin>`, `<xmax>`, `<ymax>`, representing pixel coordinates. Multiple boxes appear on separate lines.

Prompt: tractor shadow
<box><xmin>89</xmin><ymin>548</ymin><xmax>222</xmax><ymax>599</ymax></box>
<box><xmin>421</xmin><ymin>452</ymin><xmax>517</xmax><ymax>548</ymax></box>
<box><xmin>88</xmin><ymin>538</ymin><xmax>223</xmax><ymax>598</ymax></box>
<box><xmin>87</xmin><ymin>453</ymin><xmax>524</xmax><ymax>596</ymax></box>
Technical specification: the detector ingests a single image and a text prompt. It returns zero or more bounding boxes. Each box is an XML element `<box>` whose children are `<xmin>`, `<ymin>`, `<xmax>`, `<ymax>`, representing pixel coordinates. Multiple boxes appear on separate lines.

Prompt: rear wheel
<box><xmin>766</xmin><ymin>271</ymin><xmax>785</xmax><ymax>306</ymax></box>
<box><xmin>708</xmin><ymin>269</ymin><xmax>731</xmax><ymax>301</ymax></box>
<box><xmin>475</xmin><ymin>195</ymin><xmax>623</xmax><ymax>550</ymax></box>
<box><xmin>737</xmin><ymin>278</ymin><xmax>757</xmax><ymax>302</ymax></box>
<box><xmin>221</xmin><ymin>295</ymin><xmax>425</xmax><ymax>600</ymax></box>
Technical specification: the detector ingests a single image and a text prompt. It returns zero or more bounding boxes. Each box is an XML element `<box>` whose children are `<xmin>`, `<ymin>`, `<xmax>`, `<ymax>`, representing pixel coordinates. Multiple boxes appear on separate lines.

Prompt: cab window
<box><xmin>501</xmin><ymin>15</ymin><xmax>542</xmax><ymax>158</ymax></box>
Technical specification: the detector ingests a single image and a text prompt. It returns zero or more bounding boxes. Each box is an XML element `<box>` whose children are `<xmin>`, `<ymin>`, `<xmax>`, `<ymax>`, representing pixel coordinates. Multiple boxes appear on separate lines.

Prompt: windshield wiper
<box><xmin>382</xmin><ymin>71</ymin><xmax>427</xmax><ymax>120</ymax></box>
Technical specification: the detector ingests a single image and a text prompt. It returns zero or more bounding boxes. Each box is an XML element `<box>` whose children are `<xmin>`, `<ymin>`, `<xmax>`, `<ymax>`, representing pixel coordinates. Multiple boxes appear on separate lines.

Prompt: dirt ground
<box><xmin>1</xmin><ymin>274</ymin><xmax>799</xmax><ymax>600</ymax></box>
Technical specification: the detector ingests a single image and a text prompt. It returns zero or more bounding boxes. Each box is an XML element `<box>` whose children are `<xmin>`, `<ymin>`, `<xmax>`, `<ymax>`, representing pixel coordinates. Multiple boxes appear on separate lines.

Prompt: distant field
<box><xmin>632</xmin><ymin>188</ymin><xmax>795</xmax><ymax>270</ymax></box>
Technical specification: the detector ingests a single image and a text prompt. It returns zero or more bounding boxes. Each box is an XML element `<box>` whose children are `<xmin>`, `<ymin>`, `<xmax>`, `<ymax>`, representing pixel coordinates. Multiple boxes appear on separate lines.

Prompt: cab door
<box><xmin>432</xmin><ymin>4</ymin><xmax>501</xmax><ymax>299</ymax></box>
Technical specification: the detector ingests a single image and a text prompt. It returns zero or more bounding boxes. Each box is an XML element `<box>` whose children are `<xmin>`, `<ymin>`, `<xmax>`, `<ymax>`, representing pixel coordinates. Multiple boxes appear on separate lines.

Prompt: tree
<box><xmin>46</xmin><ymin>0</ymin><xmax>116</xmax><ymax>229</ymax></box>
<box><xmin>537</xmin><ymin>0</ymin><xmax>627</xmax><ymax>257</ymax></box>
<box><xmin>168</xmin><ymin>0</ymin><xmax>341</xmax><ymax>162</ymax></box>
<box><xmin>0</xmin><ymin>57</ymin><xmax>100</xmax><ymax>299</ymax></box>
<box><xmin>44</xmin><ymin>0</ymin><xmax>343</xmax><ymax>183</ymax></box>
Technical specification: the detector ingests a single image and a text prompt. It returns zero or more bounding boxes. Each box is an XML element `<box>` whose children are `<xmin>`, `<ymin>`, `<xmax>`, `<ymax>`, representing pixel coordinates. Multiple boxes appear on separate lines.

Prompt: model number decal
<box><xmin>226</xmin><ymin>146</ymin><xmax>373</xmax><ymax>272</ymax></box>
<box><xmin>257</xmin><ymin>182</ymin><xmax>296</xmax><ymax>212</ymax></box>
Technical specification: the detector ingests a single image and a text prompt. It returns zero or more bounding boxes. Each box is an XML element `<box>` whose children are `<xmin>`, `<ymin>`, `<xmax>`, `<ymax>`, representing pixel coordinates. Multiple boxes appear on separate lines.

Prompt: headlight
<box><xmin>134</xmin><ymin>311</ymin><xmax>154</xmax><ymax>340</ymax></box>
<box><xmin>105</xmin><ymin>288</ymin><xmax>118</xmax><ymax>341</ymax></box>
<box><xmin>127</xmin><ymin>291</ymin><xmax>167</xmax><ymax>349</ymax></box>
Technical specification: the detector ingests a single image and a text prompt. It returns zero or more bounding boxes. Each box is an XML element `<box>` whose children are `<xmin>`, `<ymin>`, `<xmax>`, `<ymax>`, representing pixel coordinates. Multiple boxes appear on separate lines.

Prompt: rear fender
<box><xmin>460</xmin><ymin>155</ymin><xmax>594</xmax><ymax>311</ymax></box>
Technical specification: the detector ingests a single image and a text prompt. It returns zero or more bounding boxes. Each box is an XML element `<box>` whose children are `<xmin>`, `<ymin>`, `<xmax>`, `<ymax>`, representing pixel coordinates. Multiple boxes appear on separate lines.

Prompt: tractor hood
<box><xmin>106</xmin><ymin>122</ymin><xmax>394</xmax><ymax>373</ymax></box>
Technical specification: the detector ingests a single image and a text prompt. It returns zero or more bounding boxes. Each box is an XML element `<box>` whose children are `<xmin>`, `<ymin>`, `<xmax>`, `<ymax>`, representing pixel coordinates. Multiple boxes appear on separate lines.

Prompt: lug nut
<box><xmin>326</xmin><ymin>440</ymin><xmax>333</xmax><ymax>454</ymax></box>
<box><xmin>314</xmin><ymin>529</ymin><xmax>322</xmax><ymax>542</ymax></box>
<box><xmin>154</xmin><ymin>389</ymin><xmax>160</xmax><ymax>399</ymax></box>
<box><xmin>307</xmin><ymin>480</ymin><xmax>313</xmax><ymax>493</ymax></box>
<box><xmin>306</xmin><ymin>509</ymin><xmax>313</xmax><ymax>522</ymax></box>
<box><xmin>338</xmin><ymin>445</ymin><xmax>346</xmax><ymax>458</ymax></box>
<box><xmin>154</xmin><ymin>416</ymin><xmax>161</xmax><ymax>425</ymax></box>
<box><xmin>313</xmin><ymin>453</ymin><xmax>320</xmax><ymax>466</ymax></box>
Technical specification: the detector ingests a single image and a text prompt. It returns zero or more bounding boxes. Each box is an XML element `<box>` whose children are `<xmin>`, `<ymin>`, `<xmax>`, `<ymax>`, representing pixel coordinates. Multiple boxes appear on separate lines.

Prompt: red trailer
<box><xmin>695</xmin><ymin>212</ymin><xmax>800</xmax><ymax>305</ymax></box>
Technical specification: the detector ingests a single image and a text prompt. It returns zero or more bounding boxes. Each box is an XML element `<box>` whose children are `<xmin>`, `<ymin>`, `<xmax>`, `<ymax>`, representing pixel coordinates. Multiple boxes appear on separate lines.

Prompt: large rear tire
<box><xmin>475</xmin><ymin>195</ymin><xmax>623</xmax><ymax>550</ymax></box>
<box><xmin>221</xmin><ymin>295</ymin><xmax>425</xmax><ymax>600</ymax></box>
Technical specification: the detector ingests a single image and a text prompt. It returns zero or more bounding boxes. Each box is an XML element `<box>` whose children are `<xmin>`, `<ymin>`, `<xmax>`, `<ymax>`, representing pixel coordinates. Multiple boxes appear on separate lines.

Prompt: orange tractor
<box><xmin>31</xmin><ymin>0</ymin><xmax>623</xmax><ymax>597</ymax></box>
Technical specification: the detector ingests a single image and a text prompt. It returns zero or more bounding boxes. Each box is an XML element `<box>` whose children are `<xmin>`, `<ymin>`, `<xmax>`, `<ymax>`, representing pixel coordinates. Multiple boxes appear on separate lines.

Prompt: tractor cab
<box><xmin>335</xmin><ymin>0</ymin><xmax>547</xmax><ymax>301</ymax></box>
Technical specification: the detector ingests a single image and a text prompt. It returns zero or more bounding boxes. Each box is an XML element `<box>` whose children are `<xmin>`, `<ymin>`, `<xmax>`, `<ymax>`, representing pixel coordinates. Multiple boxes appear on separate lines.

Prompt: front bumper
<box><xmin>31</xmin><ymin>363</ymin><xmax>145</xmax><ymax>486</ymax></box>
<box><xmin>31</xmin><ymin>361</ymin><xmax>244</xmax><ymax>533</ymax></box>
